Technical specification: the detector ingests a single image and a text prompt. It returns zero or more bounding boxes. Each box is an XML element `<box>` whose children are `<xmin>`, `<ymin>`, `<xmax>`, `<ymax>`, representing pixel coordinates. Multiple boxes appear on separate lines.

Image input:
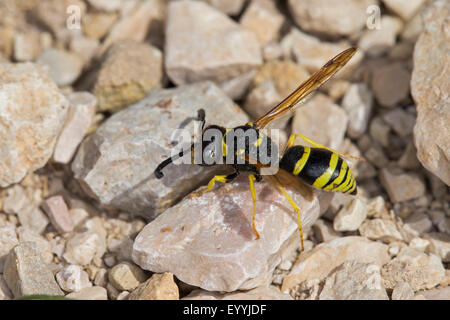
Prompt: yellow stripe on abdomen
<box><xmin>334</xmin><ymin>166</ymin><xmax>353</xmax><ymax>192</ymax></box>
<box><xmin>324</xmin><ymin>160</ymin><xmax>347</xmax><ymax>191</ymax></box>
<box><xmin>293</xmin><ymin>147</ymin><xmax>311</xmax><ymax>175</ymax></box>
<box><xmin>313</xmin><ymin>153</ymin><xmax>339</xmax><ymax>188</ymax></box>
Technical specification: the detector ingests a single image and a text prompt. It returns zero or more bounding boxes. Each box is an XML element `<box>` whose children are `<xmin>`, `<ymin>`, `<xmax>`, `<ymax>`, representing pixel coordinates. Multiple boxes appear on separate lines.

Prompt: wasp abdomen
<box><xmin>279</xmin><ymin>145</ymin><xmax>357</xmax><ymax>195</ymax></box>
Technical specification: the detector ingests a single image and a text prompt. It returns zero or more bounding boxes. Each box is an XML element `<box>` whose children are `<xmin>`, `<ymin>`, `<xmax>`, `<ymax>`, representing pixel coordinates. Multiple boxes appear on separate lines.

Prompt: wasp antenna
<box><xmin>154</xmin><ymin>145</ymin><xmax>193</xmax><ymax>179</ymax></box>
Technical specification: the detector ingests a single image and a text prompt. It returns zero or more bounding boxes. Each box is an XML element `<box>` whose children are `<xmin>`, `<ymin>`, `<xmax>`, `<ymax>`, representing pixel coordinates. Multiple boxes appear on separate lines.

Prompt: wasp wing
<box><xmin>263</xmin><ymin>168</ymin><xmax>314</xmax><ymax>202</ymax></box>
<box><xmin>253</xmin><ymin>47</ymin><xmax>357</xmax><ymax>129</ymax></box>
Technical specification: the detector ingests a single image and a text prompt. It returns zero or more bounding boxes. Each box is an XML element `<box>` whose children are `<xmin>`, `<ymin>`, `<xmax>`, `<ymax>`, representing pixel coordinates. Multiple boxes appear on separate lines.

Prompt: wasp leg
<box><xmin>190</xmin><ymin>171</ymin><xmax>239</xmax><ymax>198</ymax></box>
<box><xmin>248</xmin><ymin>174</ymin><xmax>260</xmax><ymax>240</ymax></box>
<box><xmin>285</xmin><ymin>133</ymin><xmax>365</xmax><ymax>162</ymax></box>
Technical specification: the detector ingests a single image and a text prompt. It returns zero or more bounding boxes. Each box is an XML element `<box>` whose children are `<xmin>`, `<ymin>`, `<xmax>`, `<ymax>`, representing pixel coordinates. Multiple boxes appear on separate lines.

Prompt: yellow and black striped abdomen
<box><xmin>279</xmin><ymin>146</ymin><xmax>357</xmax><ymax>195</ymax></box>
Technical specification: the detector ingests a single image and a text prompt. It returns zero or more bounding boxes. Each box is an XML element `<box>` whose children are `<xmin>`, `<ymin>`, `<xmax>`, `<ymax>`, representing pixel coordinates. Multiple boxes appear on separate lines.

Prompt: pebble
<box><xmin>203</xmin><ymin>0</ymin><xmax>247</xmax><ymax>15</ymax></box>
<box><xmin>401</xmin><ymin>12</ymin><xmax>423</xmax><ymax>42</ymax></box>
<box><xmin>184</xmin><ymin>286</ymin><xmax>292</xmax><ymax>300</ymax></box>
<box><xmin>3</xmin><ymin>185</ymin><xmax>29</xmax><ymax>215</ymax></box>
<box><xmin>410</xmin><ymin>0</ymin><xmax>450</xmax><ymax>186</ymax></box>
<box><xmin>383</xmin><ymin>108</ymin><xmax>416</xmax><ymax>137</ymax></box>
<box><xmin>0</xmin><ymin>275</ymin><xmax>12</xmax><ymax>300</ymax></box>
<box><xmin>244</xmin><ymin>81</ymin><xmax>282</xmax><ymax>121</ymax></box>
<box><xmin>16</xmin><ymin>226</ymin><xmax>53</xmax><ymax>264</ymax></box>
<box><xmin>409</xmin><ymin>237</ymin><xmax>430</xmax><ymax>252</ymax></box>
<box><xmin>398</xmin><ymin>142</ymin><xmax>421</xmax><ymax>169</ymax></box>
<box><xmin>108</xmin><ymin>262</ymin><xmax>147</xmax><ymax>291</ymax></box>
<box><xmin>371</xmin><ymin>62</ymin><xmax>411</xmax><ymax>108</ymax></box>
<box><xmin>312</xmin><ymin>219</ymin><xmax>341</xmax><ymax>243</ymax></box>
<box><xmin>342</xmin><ymin>83</ymin><xmax>373</xmax><ymax>138</ymax></box>
<box><xmin>66</xmin><ymin>286</ymin><xmax>108</xmax><ymax>300</ymax></box>
<box><xmin>0</xmin><ymin>63</ymin><xmax>69</xmax><ymax>188</ymax></box>
<box><xmin>282</xmin><ymin>236</ymin><xmax>389</xmax><ymax>293</ymax></box>
<box><xmin>63</xmin><ymin>231</ymin><xmax>103</xmax><ymax>266</ymax></box>
<box><xmin>68</xmin><ymin>208</ymin><xmax>89</xmax><ymax>229</ymax></box>
<box><xmin>0</xmin><ymin>224</ymin><xmax>19</xmax><ymax>266</ymax></box>
<box><xmin>292</xmin><ymin>94</ymin><xmax>348</xmax><ymax>150</ymax></box>
<box><xmin>240</xmin><ymin>0</ymin><xmax>284</xmax><ymax>46</ymax></box>
<box><xmin>404</xmin><ymin>212</ymin><xmax>432</xmax><ymax>235</ymax></box>
<box><xmin>382</xmin><ymin>0</ymin><xmax>427</xmax><ymax>21</ymax></box>
<box><xmin>53</xmin><ymin>92</ymin><xmax>97</xmax><ymax>163</ymax></box>
<box><xmin>17</xmin><ymin>205</ymin><xmax>49</xmax><ymax>237</ymax></box>
<box><xmin>94</xmin><ymin>40</ymin><xmax>163</xmax><ymax>112</ymax></box>
<box><xmin>358</xmin><ymin>16</ymin><xmax>403</xmax><ymax>57</ymax></box>
<box><xmin>381</xmin><ymin>247</ymin><xmax>445</xmax><ymax>291</ymax></box>
<box><xmin>56</xmin><ymin>265</ymin><xmax>92</xmax><ymax>293</ymax></box>
<box><xmin>87</xmin><ymin>0</ymin><xmax>122</xmax><ymax>12</ymax></box>
<box><xmin>127</xmin><ymin>272</ymin><xmax>179</xmax><ymax>300</ymax></box>
<box><xmin>94</xmin><ymin>268</ymin><xmax>108</xmax><ymax>287</ymax></box>
<box><xmin>165</xmin><ymin>1</ymin><xmax>262</xmax><ymax>100</ymax></box>
<box><xmin>379</xmin><ymin>168</ymin><xmax>426</xmax><ymax>203</ymax></box>
<box><xmin>391</xmin><ymin>282</ymin><xmax>415</xmax><ymax>300</ymax></box>
<box><xmin>333</xmin><ymin>198</ymin><xmax>368</xmax><ymax>232</ymax></box>
<box><xmin>319</xmin><ymin>261</ymin><xmax>388</xmax><ymax>300</ymax></box>
<box><xmin>69</xmin><ymin>35</ymin><xmax>99</xmax><ymax>66</ymax></box>
<box><xmin>417</xmin><ymin>286</ymin><xmax>450</xmax><ymax>300</ymax></box>
<box><xmin>82</xmin><ymin>12</ymin><xmax>118</xmax><ymax>40</ymax></box>
<box><xmin>13</xmin><ymin>30</ymin><xmax>45</xmax><ymax>62</ymax></box>
<box><xmin>36</xmin><ymin>48</ymin><xmax>83</xmax><ymax>87</ymax></box>
<box><xmin>4</xmin><ymin>242</ymin><xmax>63</xmax><ymax>298</ymax></box>
<box><xmin>425</xmin><ymin>233</ymin><xmax>450</xmax><ymax>263</ymax></box>
<box><xmin>359</xmin><ymin>219</ymin><xmax>404</xmax><ymax>242</ymax></box>
<box><xmin>41</xmin><ymin>196</ymin><xmax>74</xmax><ymax>234</ymax></box>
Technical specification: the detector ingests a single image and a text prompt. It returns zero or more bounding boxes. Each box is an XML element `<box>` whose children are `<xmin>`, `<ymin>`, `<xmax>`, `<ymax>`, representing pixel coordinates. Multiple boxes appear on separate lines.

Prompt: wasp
<box><xmin>154</xmin><ymin>48</ymin><xmax>363</xmax><ymax>250</ymax></box>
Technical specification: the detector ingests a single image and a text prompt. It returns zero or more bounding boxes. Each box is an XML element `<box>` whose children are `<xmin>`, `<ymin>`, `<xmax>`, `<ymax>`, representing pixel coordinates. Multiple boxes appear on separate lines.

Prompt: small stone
<box><xmin>240</xmin><ymin>0</ymin><xmax>284</xmax><ymax>46</ymax></box>
<box><xmin>334</xmin><ymin>198</ymin><xmax>368</xmax><ymax>232</ymax></box>
<box><xmin>404</xmin><ymin>212</ymin><xmax>433</xmax><ymax>235</ymax></box>
<box><xmin>262</xmin><ymin>42</ymin><xmax>283</xmax><ymax>61</ymax></box>
<box><xmin>94</xmin><ymin>268</ymin><xmax>108</xmax><ymax>287</ymax></box>
<box><xmin>371</xmin><ymin>62</ymin><xmax>411</xmax><ymax>108</ymax></box>
<box><xmin>87</xmin><ymin>0</ymin><xmax>122</xmax><ymax>12</ymax></box>
<box><xmin>117</xmin><ymin>291</ymin><xmax>129</xmax><ymax>300</ymax></box>
<box><xmin>2</xmin><ymin>185</ymin><xmax>29</xmax><ymax>215</ymax></box>
<box><xmin>63</xmin><ymin>232</ymin><xmax>103</xmax><ymax>266</ymax></box>
<box><xmin>437</xmin><ymin>218</ymin><xmax>450</xmax><ymax>234</ymax></box>
<box><xmin>17</xmin><ymin>204</ymin><xmax>48</xmax><ymax>236</ymax></box>
<box><xmin>409</xmin><ymin>237</ymin><xmax>430</xmax><ymax>252</ymax></box>
<box><xmin>53</xmin><ymin>92</ymin><xmax>97</xmax><ymax>163</ymax></box>
<box><xmin>425</xmin><ymin>232</ymin><xmax>450</xmax><ymax>263</ymax></box>
<box><xmin>203</xmin><ymin>0</ymin><xmax>246</xmax><ymax>15</ymax></box>
<box><xmin>313</xmin><ymin>219</ymin><xmax>341</xmax><ymax>243</ymax></box>
<box><xmin>391</xmin><ymin>282</ymin><xmax>414</xmax><ymax>300</ymax></box>
<box><xmin>381</xmin><ymin>247</ymin><xmax>445</xmax><ymax>291</ymax></box>
<box><xmin>127</xmin><ymin>272</ymin><xmax>179</xmax><ymax>300</ymax></box>
<box><xmin>401</xmin><ymin>12</ymin><xmax>423</xmax><ymax>42</ymax></box>
<box><xmin>383</xmin><ymin>108</ymin><xmax>416</xmax><ymax>137</ymax></box>
<box><xmin>13</xmin><ymin>30</ymin><xmax>44</xmax><ymax>62</ymax></box>
<box><xmin>379</xmin><ymin>168</ymin><xmax>426</xmax><ymax>203</ymax></box>
<box><xmin>0</xmin><ymin>275</ymin><xmax>12</xmax><ymax>300</ymax></box>
<box><xmin>244</xmin><ymin>81</ymin><xmax>282</xmax><ymax>121</ymax></box>
<box><xmin>184</xmin><ymin>285</ymin><xmax>291</xmax><ymax>300</ymax></box>
<box><xmin>0</xmin><ymin>224</ymin><xmax>18</xmax><ymax>262</ymax></box>
<box><xmin>398</xmin><ymin>142</ymin><xmax>421</xmax><ymax>169</ymax></box>
<box><xmin>108</xmin><ymin>262</ymin><xmax>147</xmax><ymax>291</ymax></box>
<box><xmin>68</xmin><ymin>208</ymin><xmax>89</xmax><ymax>228</ymax></box>
<box><xmin>359</xmin><ymin>219</ymin><xmax>403</xmax><ymax>242</ymax></box>
<box><xmin>82</xmin><ymin>12</ymin><xmax>119</xmax><ymax>40</ymax></box>
<box><xmin>69</xmin><ymin>35</ymin><xmax>99</xmax><ymax>66</ymax></box>
<box><xmin>369</xmin><ymin>117</ymin><xmax>391</xmax><ymax>148</ymax></box>
<box><xmin>4</xmin><ymin>242</ymin><xmax>63</xmax><ymax>298</ymax></box>
<box><xmin>382</xmin><ymin>0</ymin><xmax>427</xmax><ymax>21</ymax></box>
<box><xmin>56</xmin><ymin>265</ymin><xmax>92</xmax><ymax>293</ymax></box>
<box><xmin>319</xmin><ymin>260</ymin><xmax>388</xmax><ymax>300</ymax></box>
<box><xmin>358</xmin><ymin>16</ymin><xmax>403</xmax><ymax>57</ymax></box>
<box><xmin>417</xmin><ymin>286</ymin><xmax>450</xmax><ymax>300</ymax></box>
<box><xmin>342</xmin><ymin>83</ymin><xmax>373</xmax><ymax>138</ymax></box>
<box><xmin>16</xmin><ymin>227</ymin><xmax>53</xmax><ymax>264</ymax></box>
<box><xmin>66</xmin><ymin>286</ymin><xmax>107</xmax><ymax>300</ymax></box>
<box><xmin>41</xmin><ymin>196</ymin><xmax>74</xmax><ymax>234</ymax></box>
<box><xmin>36</xmin><ymin>48</ymin><xmax>83</xmax><ymax>87</ymax></box>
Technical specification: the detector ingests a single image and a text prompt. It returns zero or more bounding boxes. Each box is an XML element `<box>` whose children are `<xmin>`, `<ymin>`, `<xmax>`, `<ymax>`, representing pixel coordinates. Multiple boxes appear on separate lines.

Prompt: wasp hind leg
<box><xmin>248</xmin><ymin>174</ymin><xmax>260</xmax><ymax>240</ymax></box>
<box><xmin>190</xmin><ymin>170</ymin><xmax>239</xmax><ymax>198</ymax></box>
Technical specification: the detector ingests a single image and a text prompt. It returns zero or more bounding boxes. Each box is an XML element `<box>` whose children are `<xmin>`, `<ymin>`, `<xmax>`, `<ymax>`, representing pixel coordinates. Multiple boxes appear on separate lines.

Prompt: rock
<box><xmin>333</xmin><ymin>198</ymin><xmax>368</xmax><ymax>232</ymax></box>
<box><xmin>3</xmin><ymin>242</ymin><xmax>63</xmax><ymax>298</ymax></box>
<box><xmin>53</xmin><ymin>92</ymin><xmax>97</xmax><ymax>163</ymax></box>
<box><xmin>292</xmin><ymin>94</ymin><xmax>349</xmax><ymax>150</ymax></box>
<box><xmin>369</xmin><ymin>117</ymin><xmax>391</xmax><ymax>148</ymax></box>
<box><xmin>2</xmin><ymin>184</ymin><xmax>29</xmax><ymax>215</ymax></box>
<box><xmin>82</xmin><ymin>12</ymin><xmax>118</xmax><ymax>40</ymax></box>
<box><xmin>69</xmin><ymin>36</ymin><xmax>100</xmax><ymax>66</ymax></box>
<box><xmin>17</xmin><ymin>205</ymin><xmax>49</xmax><ymax>235</ymax></box>
<box><xmin>108</xmin><ymin>262</ymin><xmax>147</xmax><ymax>291</ymax></box>
<box><xmin>56</xmin><ymin>265</ymin><xmax>92</xmax><ymax>293</ymax></box>
<box><xmin>262</xmin><ymin>42</ymin><xmax>283</xmax><ymax>61</ymax></box>
<box><xmin>165</xmin><ymin>1</ymin><xmax>262</xmax><ymax>100</ymax></box>
<box><xmin>13</xmin><ymin>30</ymin><xmax>46</xmax><ymax>62</ymax></box>
<box><xmin>127</xmin><ymin>272</ymin><xmax>179</xmax><ymax>300</ymax></box>
<box><xmin>379</xmin><ymin>167</ymin><xmax>426</xmax><ymax>203</ymax></box>
<box><xmin>36</xmin><ymin>48</ymin><xmax>83</xmax><ymax>87</ymax></box>
<box><xmin>0</xmin><ymin>275</ymin><xmax>12</xmax><ymax>300</ymax></box>
<box><xmin>383</xmin><ymin>108</ymin><xmax>416</xmax><ymax>137</ymax></box>
<box><xmin>319</xmin><ymin>260</ymin><xmax>388</xmax><ymax>300</ymax></box>
<box><xmin>0</xmin><ymin>224</ymin><xmax>18</xmax><ymax>262</ymax></box>
<box><xmin>391</xmin><ymin>282</ymin><xmax>415</xmax><ymax>300</ymax></box>
<box><xmin>409</xmin><ymin>237</ymin><xmax>431</xmax><ymax>252</ymax></box>
<box><xmin>133</xmin><ymin>174</ymin><xmax>333</xmax><ymax>292</ymax></box>
<box><xmin>66</xmin><ymin>286</ymin><xmax>108</xmax><ymax>300</ymax></box>
<box><xmin>437</xmin><ymin>218</ymin><xmax>450</xmax><ymax>234</ymax></box>
<box><xmin>382</xmin><ymin>0</ymin><xmax>427</xmax><ymax>21</ymax></box>
<box><xmin>381</xmin><ymin>247</ymin><xmax>445</xmax><ymax>291</ymax></box>
<box><xmin>0</xmin><ymin>63</ymin><xmax>69</xmax><ymax>187</ymax></box>
<box><xmin>312</xmin><ymin>219</ymin><xmax>341</xmax><ymax>243</ymax></box>
<box><xmin>282</xmin><ymin>236</ymin><xmax>390</xmax><ymax>293</ymax></box>
<box><xmin>425</xmin><ymin>232</ymin><xmax>450</xmax><ymax>263</ymax></box>
<box><xmin>63</xmin><ymin>231</ymin><xmax>104</xmax><ymax>266</ymax></box>
<box><xmin>281</xmin><ymin>28</ymin><xmax>363</xmax><ymax>76</ymax></box>
<box><xmin>244</xmin><ymin>81</ymin><xmax>282</xmax><ymax>121</ymax></box>
<box><xmin>240</xmin><ymin>0</ymin><xmax>284</xmax><ymax>46</ymax></box>
<box><xmin>398</xmin><ymin>142</ymin><xmax>421</xmax><ymax>169</ymax></box>
<box><xmin>16</xmin><ymin>227</ymin><xmax>53</xmax><ymax>264</ymax></box>
<box><xmin>418</xmin><ymin>286</ymin><xmax>450</xmax><ymax>300</ymax></box>
<box><xmin>203</xmin><ymin>0</ymin><xmax>246</xmax><ymax>15</ymax></box>
<box><xmin>287</xmin><ymin>0</ymin><xmax>376</xmax><ymax>37</ymax></box>
<box><xmin>41</xmin><ymin>196</ymin><xmax>74</xmax><ymax>234</ymax></box>
<box><xmin>72</xmin><ymin>81</ymin><xmax>248</xmax><ymax>218</ymax></box>
<box><xmin>358</xmin><ymin>16</ymin><xmax>403</xmax><ymax>57</ymax></box>
<box><xmin>342</xmin><ymin>83</ymin><xmax>373</xmax><ymax>138</ymax></box>
<box><xmin>94</xmin><ymin>268</ymin><xmax>108</xmax><ymax>287</ymax></box>
<box><xmin>359</xmin><ymin>219</ymin><xmax>404</xmax><ymax>242</ymax></box>
<box><xmin>94</xmin><ymin>40</ymin><xmax>163</xmax><ymax>112</ymax></box>
<box><xmin>411</xmin><ymin>0</ymin><xmax>450</xmax><ymax>186</ymax></box>
<box><xmin>184</xmin><ymin>286</ymin><xmax>292</xmax><ymax>300</ymax></box>
<box><xmin>401</xmin><ymin>12</ymin><xmax>423</xmax><ymax>41</ymax></box>
<box><xmin>404</xmin><ymin>212</ymin><xmax>432</xmax><ymax>235</ymax></box>
<box><xmin>371</xmin><ymin>62</ymin><xmax>410</xmax><ymax>108</ymax></box>
<box><xmin>87</xmin><ymin>0</ymin><xmax>122</xmax><ymax>12</ymax></box>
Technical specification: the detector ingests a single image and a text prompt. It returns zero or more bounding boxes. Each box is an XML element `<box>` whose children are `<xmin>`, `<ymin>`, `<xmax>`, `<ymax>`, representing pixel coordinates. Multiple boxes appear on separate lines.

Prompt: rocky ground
<box><xmin>0</xmin><ymin>0</ymin><xmax>449</xmax><ymax>300</ymax></box>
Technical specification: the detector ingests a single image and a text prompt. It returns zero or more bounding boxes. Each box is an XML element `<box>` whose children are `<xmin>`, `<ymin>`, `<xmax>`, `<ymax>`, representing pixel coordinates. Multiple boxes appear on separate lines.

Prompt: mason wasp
<box><xmin>154</xmin><ymin>48</ymin><xmax>363</xmax><ymax>250</ymax></box>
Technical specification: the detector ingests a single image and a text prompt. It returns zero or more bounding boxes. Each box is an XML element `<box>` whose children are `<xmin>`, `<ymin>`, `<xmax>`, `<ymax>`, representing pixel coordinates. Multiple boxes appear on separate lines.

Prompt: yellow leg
<box><xmin>190</xmin><ymin>175</ymin><xmax>228</xmax><ymax>198</ymax></box>
<box><xmin>248</xmin><ymin>174</ymin><xmax>260</xmax><ymax>239</ymax></box>
<box><xmin>286</xmin><ymin>133</ymin><xmax>365</xmax><ymax>162</ymax></box>
<box><xmin>277</xmin><ymin>184</ymin><xmax>304</xmax><ymax>252</ymax></box>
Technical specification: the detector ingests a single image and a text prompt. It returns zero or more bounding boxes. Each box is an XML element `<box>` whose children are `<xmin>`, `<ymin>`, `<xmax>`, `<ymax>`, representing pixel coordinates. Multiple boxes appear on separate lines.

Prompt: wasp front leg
<box><xmin>190</xmin><ymin>170</ymin><xmax>239</xmax><ymax>198</ymax></box>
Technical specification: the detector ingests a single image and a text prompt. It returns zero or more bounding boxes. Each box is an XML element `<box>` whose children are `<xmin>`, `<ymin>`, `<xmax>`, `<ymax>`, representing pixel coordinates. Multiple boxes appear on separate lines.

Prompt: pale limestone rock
<box><xmin>36</xmin><ymin>48</ymin><xmax>83</xmax><ymax>87</ymax></box>
<box><xmin>63</xmin><ymin>232</ymin><xmax>103</xmax><ymax>266</ymax></box>
<box><xmin>282</xmin><ymin>236</ymin><xmax>390</xmax><ymax>293</ymax></box>
<box><xmin>381</xmin><ymin>247</ymin><xmax>445</xmax><ymax>291</ymax></box>
<box><xmin>133</xmin><ymin>175</ymin><xmax>333</xmax><ymax>292</ymax></box>
<box><xmin>66</xmin><ymin>286</ymin><xmax>107</xmax><ymax>300</ymax></box>
<box><xmin>0</xmin><ymin>224</ymin><xmax>18</xmax><ymax>260</ymax></box>
<box><xmin>382</xmin><ymin>0</ymin><xmax>427</xmax><ymax>21</ymax></box>
<box><xmin>401</xmin><ymin>12</ymin><xmax>424</xmax><ymax>41</ymax></box>
<box><xmin>16</xmin><ymin>227</ymin><xmax>53</xmax><ymax>264</ymax></box>
<box><xmin>425</xmin><ymin>232</ymin><xmax>450</xmax><ymax>263</ymax></box>
<box><xmin>319</xmin><ymin>261</ymin><xmax>388</xmax><ymax>300</ymax></box>
<box><xmin>292</xmin><ymin>94</ymin><xmax>348</xmax><ymax>150</ymax></box>
<box><xmin>17</xmin><ymin>206</ymin><xmax>49</xmax><ymax>235</ymax></box>
<box><xmin>94</xmin><ymin>40</ymin><xmax>163</xmax><ymax>112</ymax></box>
<box><xmin>418</xmin><ymin>286</ymin><xmax>450</xmax><ymax>300</ymax></box>
<box><xmin>287</xmin><ymin>0</ymin><xmax>377</xmax><ymax>37</ymax></box>
<box><xmin>56</xmin><ymin>265</ymin><xmax>92</xmax><ymax>293</ymax></box>
<box><xmin>53</xmin><ymin>92</ymin><xmax>97</xmax><ymax>163</ymax></box>
<box><xmin>391</xmin><ymin>282</ymin><xmax>415</xmax><ymax>300</ymax></box>
<box><xmin>371</xmin><ymin>62</ymin><xmax>410</xmax><ymax>108</ymax></box>
<box><xmin>398</xmin><ymin>142</ymin><xmax>421</xmax><ymax>169</ymax></box>
<box><xmin>411</xmin><ymin>0</ymin><xmax>450</xmax><ymax>186</ymax></box>
<box><xmin>68</xmin><ymin>208</ymin><xmax>89</xmax><ymax>228</ymax></box>
<box><xmin>165</xmin><ymin>1</ymin><xmax>262</xmax><ymax>99</ymax></box>
<box><xmin>94</xmin><ymin>268</ymin><xmax>108</xmax><ymax>287</ymax></box>
<box><xmin>334</xmin><ymin>198</ymin><xmax>368</xmax><ymax>232</ymax></box>
<box><xmin>0</xmin><ymin>275</ymin><xmax>12</xmax><ymax>300</ymax></box>
<box><xmin>409</xmin><ymin>237</ymin><xmax>431</xmax><ymax>252</ymax></box>
<box><xmin>69</xmin><ymin>36</ymin><xmax>99</xmax><ymax>66</ymax></box>
<box><xmin>313</xmin><ymin>219</ymin><xmax>341</xmax><ymax>243</ymax></box>
<box><xmin>244</xmin><ymin>81</ymin><xmax>282</xmax><ymax>121</ymax></box>
<box><xmin>184</xmin><ymin>286</ymin><xmax>292</xmax><ymax>300</ymax></box>
<box><xmin>379</xmin><ymin>167</ymin><xmax>426</xmax><ymax>203</ymax></box>
<box><xmin>2</xmin><ymin>184</ymin><xmax>29</xmax><ymax>215</ymax></box>
<box><xmin>203</xmin><ymin>0</ymin><xmax>246</xmax><ymax>15</ymax></box>
<box><xmin>359</xmin><ymin>219</ymin><xmax>403</xmax><ymax>242</ymax></box>
<box><xmin>127</xmin><ymin>272</ymin><xmax>179</xmax><ymax>300</ymax></box>
<box><xmin>0</xmin><ymin>63</ymin><xmax>69</xmax><ymax>187</ymax></box>
<box><xmin>72</xmin><ymin>82</ymin><xmax>248</xmax><ymax>219</ymax></box>
<box><xmin>41</xmin><ymin>195</ymin><xmax>74</xmax><ymax>234</ymax></box>
<box><xmin>342</xmin><ymin>83</ymin><xmax>373</xmax><ymax>138</ymax></box>
<box><xmin>404</xmin><ymin>212</ymin><xmax>432</xmax><ymax>235</ymax></box>
<box><xmin>240</xmin><ymin>0</ymin><xmax>284</xmax><ymax>46</ymax></box>
<box><xmin>383</xmin><ymin>108</ymin><xmax>416</xmax><ymax>137</ymax></box>
<box><xmin>87</xmin><ymin>0</ymin><xmax>122</xmax><ymax>12</ymax></box>
<box><xmin>4</xmin><ymin>242</ymin><xmax>63</xmax><ymax>298</ymax></box>
<box><xmin>358</xmin><ymin>16</ymin><xmax>403</xmax><ymax>57</ymax></box>
<box><xmin>13</xmin><ymin>30</ymin><xmax>45</xmax><ymax>62</ymax></box>
<box><xmin>262</xmin><ymin>42</ymin><xmax>283</xmax><ymax>61</ymax></box>
<box><xmin>82</xmin><ymin>12</ymin><xmax>118</xmax><ymax>40</ymax></box>
<box><xmin>369</xmin><ymin>117</ymin><xmax>391</xmax><ymax>148</ymax></box>
<box><xmin>108</xmin><ymin>262</ymin><xmax>147</xmax><ymax>291</ymax></box>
